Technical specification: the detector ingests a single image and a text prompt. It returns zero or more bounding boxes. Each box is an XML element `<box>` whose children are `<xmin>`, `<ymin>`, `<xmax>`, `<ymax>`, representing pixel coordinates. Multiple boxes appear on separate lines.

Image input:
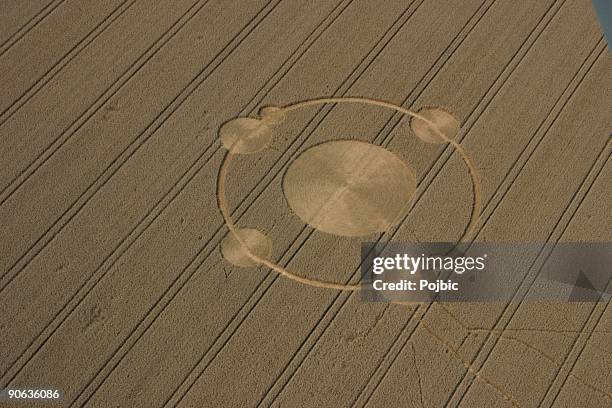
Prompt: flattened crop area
<box><xmin>0</xmin><ymin>0</ymin><xmax>610</xmax><ymax>407</ymax></box>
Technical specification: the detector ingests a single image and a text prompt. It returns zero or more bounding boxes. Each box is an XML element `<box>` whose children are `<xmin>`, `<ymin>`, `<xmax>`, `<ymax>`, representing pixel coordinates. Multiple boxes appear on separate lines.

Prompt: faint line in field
<box><xmin>0</xmin><ymin>0</ymin><xmax>65</xmax><ymax>58</ymax></box>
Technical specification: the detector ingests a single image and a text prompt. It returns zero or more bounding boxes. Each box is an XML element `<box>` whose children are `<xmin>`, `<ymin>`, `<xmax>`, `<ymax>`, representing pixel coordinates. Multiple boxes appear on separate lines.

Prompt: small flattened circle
<box><xmin>220</xmin><ymin>228</ymin><xmax>272</xmax><ymax>267</ymax></box>
<box><xmin>219</xmin><ymin>117</ymin><xmax>272</xmax><ymax>154</ymax></box>
<box><xmin>410</xmin><ymin>107</ymin><xmax>459</xmax><ymax>144</ymax></box>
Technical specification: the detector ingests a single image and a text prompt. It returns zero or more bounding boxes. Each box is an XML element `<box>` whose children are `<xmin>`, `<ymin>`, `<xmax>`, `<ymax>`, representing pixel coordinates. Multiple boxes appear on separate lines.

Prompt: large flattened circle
<box><xmin>282</xmin><ymin>140</ymin><xmax>416</xmax><ymax>237</ymax></box>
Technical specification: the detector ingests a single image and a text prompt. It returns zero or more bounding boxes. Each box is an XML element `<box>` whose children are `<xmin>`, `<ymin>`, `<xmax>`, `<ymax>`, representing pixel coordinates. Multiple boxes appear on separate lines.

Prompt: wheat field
<box><xmin>0</xmin><ymin>0</ymin><xmax>610</xmax><ymax>407</ymax></box>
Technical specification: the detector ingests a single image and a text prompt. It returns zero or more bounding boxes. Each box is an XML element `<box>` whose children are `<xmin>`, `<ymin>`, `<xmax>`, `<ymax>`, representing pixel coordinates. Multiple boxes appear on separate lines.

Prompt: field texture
<box><xmin>0</xmin><ymin>0</ymin><xmax>610</xmax><ymax>407</ymax></box>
